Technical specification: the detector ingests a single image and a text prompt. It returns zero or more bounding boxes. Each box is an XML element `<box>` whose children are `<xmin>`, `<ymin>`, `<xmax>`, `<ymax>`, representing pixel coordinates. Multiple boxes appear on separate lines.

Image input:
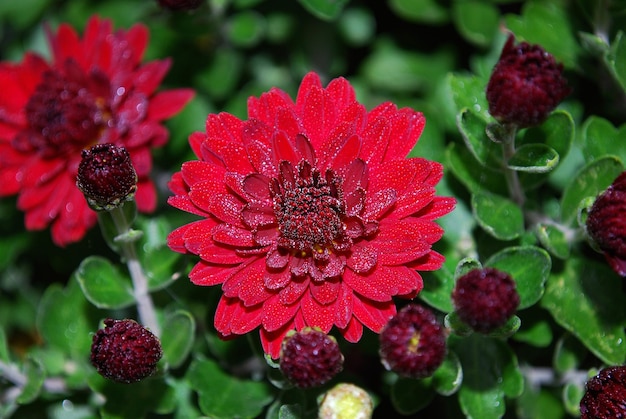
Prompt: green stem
<box><xmin>108</xmin><ymin>206</ymin><xmax>161</xmax><ymax>337</ymax></box>
<box><xmin>500</xmin><ymin>124</ymin><xmax>525</xmax><ymax>208</ymax></box>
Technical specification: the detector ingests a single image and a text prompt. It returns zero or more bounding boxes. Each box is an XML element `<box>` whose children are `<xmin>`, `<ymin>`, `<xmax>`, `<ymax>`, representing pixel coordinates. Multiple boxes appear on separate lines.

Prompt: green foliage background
<box><xmin>2</xmin><ymin>0</ymin><xmax>626</xmax><ymax>418</ymax></box>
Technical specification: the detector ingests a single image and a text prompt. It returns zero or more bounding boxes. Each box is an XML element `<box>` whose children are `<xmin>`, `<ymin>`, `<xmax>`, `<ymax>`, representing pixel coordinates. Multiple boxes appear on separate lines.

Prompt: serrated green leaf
<box><xmin>452</xmin><ymin>0</ymin><xmax>499</xmax><ymax>47</ymax></box>
<box><xmin>297</xmin><ymin>0</ymin><xmax>348</xmax><ymax>20</ymax></box>
<box><xmin>560</xmin><ymin>156</ymin><xmax>624</xmax><ymax>225</ymax></box>
<box><xmin>446</xmin><ymin>143</ymin><xmax>508</xmax><ymax>195</ymax></box>
<box><xmin>542</xmin><ymin>257</ymin><xmax>626</xmax><ymax>365</ymax></box>
<box><xmin>390</xmin><ymin>377</ymin><xmax>435</xmax><ymax>415</ymax></box>
<box><xmin>535</xmin><ymin>223</ymin><xmax>570</xmax><ymax>259</ymax></box>
<box><xmin>508</xmin><ymin>144</ymin><xmax>559</xmax><ymax>173</ymax></box>
<box><xmin>37</xmin><ymin>280</ymin><xmax>94</xmax><ymax>357</ymax></box>
<box><xmin>75</xmin><ymin>256</ymin><xmax>135</xmax><ymax>310</ymax></box>
<box><xmin>582</xmin><ymin>116</ymin><xmax>626</xmax><ymax>164</ymax></box>
<box><xmin>161</xmin><ymin>311</ymin><xmax>195</xmax><ymax>369</ymax></box>
<box><xmin>16</xmin><ymin>356</ymin><xmax>45</xmax><ymax>404</ymax></box>
<box><xmin>187</xmin><ymin>357</ymin><xmax>273</xmax><ymax>419</ymax></box>
<box><xmin>457</xmin><ymin>108</ymin><xmax>501</xmax><ymax>167</ymax></box>
<box><xmin>388</xmin><ymin>0</ymin><xmax>449</xmax><ymax>24</ymax></box>
<box><xmin>472</xmin><ymin>191</ymin><xmax>524</xmax><ymax>240</ymax></box>
<box><xmin>485</xmin><ymin>245</ymin><xmax>551</xmax><ymax>309</ymax></box>
<box><xmin>455</xmin><ymin>335</ymin><xmax>523</xmax><ymax>419</ymax></box>
<box><xmin>432</xmin><ymin>351</ymin><xmax>463</xmax><ymax>396</ymax></box>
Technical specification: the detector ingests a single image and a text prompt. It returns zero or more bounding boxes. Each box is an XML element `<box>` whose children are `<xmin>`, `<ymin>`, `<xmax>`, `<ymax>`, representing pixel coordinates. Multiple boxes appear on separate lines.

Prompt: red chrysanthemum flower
<box><xmin>167</xmin><ymin>72</ymin><xmax>455</xmax><ymax>358</ymax></box>
<box><xmin>580</xmin><ymin>366</ymin><xmax>626</xmax><ymax>418</ymax></box>
<box><xmin>0</xmin><ymin>16</ymin><xmax>194</xmax><ymax>246</ymax></box>
<box><xmin>587</xmin><ymin>172</ymin><xmax>626</xmax><ymax>276</ymax></box>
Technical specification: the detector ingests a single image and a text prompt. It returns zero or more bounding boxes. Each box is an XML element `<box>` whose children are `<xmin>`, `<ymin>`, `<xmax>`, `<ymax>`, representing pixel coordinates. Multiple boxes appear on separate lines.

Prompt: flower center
<box><xmin>271</xmin><ymin>160</ymin><xmax>345</xmax><ymax>253</ymax></box>
<box><xmin>24</xmin><ymin>68</ymin><xmax>105</xmax><ymax>158</ymax></box>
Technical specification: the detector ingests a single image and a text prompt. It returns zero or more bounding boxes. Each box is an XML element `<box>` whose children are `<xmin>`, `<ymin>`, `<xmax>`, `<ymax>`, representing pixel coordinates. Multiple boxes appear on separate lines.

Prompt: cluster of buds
<box><xmin>452</xmin><ymin>267</ymin><xmax>520</xmax><ymax>334</ymax></box>
<box><xmin>486</xmin><ymin>34</ymin><xmax>570</xmax><ymax>128</ymax></box>
<box><xmin>90</xmin><ymin>318</ymin><xmax>162</xmax><ymax>384</ymax></box>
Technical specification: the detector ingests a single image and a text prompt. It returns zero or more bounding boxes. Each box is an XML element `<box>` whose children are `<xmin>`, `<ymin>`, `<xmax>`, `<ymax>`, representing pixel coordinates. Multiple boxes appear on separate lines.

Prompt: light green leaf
<box><xmin>582</xmin><ymin>116</ymin><xmax>626</xmax><ymax>164</ymax></box>
<box><xmin>485</xmin><ymin>245</ymin><xmax>551</xmax><ymax>309</ymax></box>
<box><xmin>519</xmin><ymin>110</ymin><xmax>574</xmax><ymax>159</ymax></box>
<box><xmin>560</xmin><ymin>156</ymin><xmax>624</xmax><ymax>225</ymax></box>
<box><xmin>457</xmin><ymin>108</ymin><xmax>501</xmax><ymax>167</ymax></box>
<box><xmin>448</xmin><ymin>73</ymin><xmax>491</xmax><ymax>120</ymax></box>
<box><xmin>508</xmin><ymin>144</ymin><xmax>559</xmax><ymax>173</ymax></box>
<box><xmin>75</xmin><ymin>256</ymin><xmax>135</xmax><ymax>310</ymax></box>
<box><xmin>226</xmin><ymin>11</ymin><xmax>266</xmax><ymax>48</ymax></box>
<box><xmin>452</xmin><ymin>0</ymin><xmax>499</xmax><ymax>47</ymax></box>
<box><xmin>542</xmin><ymin>257</ymin><xmax>626</xmax><ymax>365</ymax></box>
<box><xmin>187</xmin><ymin>357</ymin><xmax>273</xmax><ymax>419</ymax></box>
<box><xmin>563</xmin><ymin>382</ymin><xmax>585</xmax><ymax>417</ymax></box>
<box><xmin>535</xmin><ymin>223</ymin><xmax>570</xmax><ymax>259</ymax></box>
<box><xmin>0</xmin><ymin>327</ymin><xmax>8</xmax><ymax>362</ymax></box>
<box><xmin>432</xmin><ymin>351</ymin><xmax>463</xmax><ymax>396</ymax></box>
<box><xmin>554</xmin><ymin>334</ymin><xmax>588</xmax><ymax>374</ymax></box>
<box><xmin>161</xmin><ymin>311</ymin><xmax>195</xmax><ymax>369</ymax></box>
<box><xmin>297</xmin><ymin>0</ymin><xmax>349</xmax><ymax>20</ymax></box>
<box><xmin>388</xmin><ymin>0</ymin><xmax>449</xmax><ymax>24</ymax></box>
<box><xmin>472</xmin><ymin>191</ymin><xmax>524</xmax><ymax>240</ymax></box>
<box><xmin>16</xmin><ymin>356</ymin><xmax>45</xmax><ymax>404</ymax></box>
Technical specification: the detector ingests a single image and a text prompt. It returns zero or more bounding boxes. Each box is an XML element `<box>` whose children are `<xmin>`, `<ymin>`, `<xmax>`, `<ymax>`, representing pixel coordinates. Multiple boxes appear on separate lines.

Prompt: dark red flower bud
<box><xmin>379</xmin><ymin>304</ymin><xmax>446</xmax><ymax>379</ymax></box>
<box><xmin>158</xmin><ymin>0</ymin><xmax>203</xmax><ymax>10</ymax></box>
<box><xmin>90</xmin><ymin>318</ymin><xmax>162</xmax><ymax>383</ymax></box>
<box><xmin>77</xmin><ymin>143</ymin><xmax>137</xmax><ymax>211</ymax></box>
<box><xmin>452</xmin><ymin>267</ymin><xmax>520</xmax><ymax>333</ymax></box>
<box><xmin>580</xmin><ymin>366</ymin><xmax>626</xmax><ymax>418</ymax></box>
<box><xmin>486</xmin><ymin>34</ymin><xmax>570</xmax><ymax>128</ymax></box>
<box><xmin>279</xmin><ymin>328</ymin><xmax>343</xmax><ymax>388</ymax></box>
<box><xmin>587</xmin><ymin>172</ymin><xmax>626</xmax><ymax>276</ymax></box>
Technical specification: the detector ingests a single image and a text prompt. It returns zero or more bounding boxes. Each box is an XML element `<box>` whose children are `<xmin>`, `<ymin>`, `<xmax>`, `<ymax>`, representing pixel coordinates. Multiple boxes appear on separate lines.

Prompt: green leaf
<box><xmin>37</xmin><ymin>280</ymin><xmax>94</xmax><ymax>357</ymax></box>
<box><xmin>447</xmin><ymin>73</ymin><xmax>491</xmax><ymax>120</ymax></box>
<box><xmin>472</xmin><ymin>191</ymin><xmax>524</xmax><ymax>240</ymax></box>
<box><xmin>582</xmin><ymin>116</ymin><xmax>626</xmax><ymax>164</ymax></box>
<box><xmin>432</xmin><ymin>351</ymin><xmax>463</xmax><ymax>396</ymax></box>
<box><xmin>161</xmin><ymin>310</ymin><xmax>195</xmax><ymax>369</ymax></box>
<box><xmin>0</xmin><ymin>327</ymin><xmax>8</xmax><ymax>362</ymax></box>
<box><xmin>97</xmin><ymin>201</ymin><xmax>137</xmax><ymax>254</ymax></box>
<box><xmin>554</xmin><ymin>333</ymin><xmax>588</xmax><ymax>374</ymax></box>
<box><xmin>16</xmin><ymin>356</ymin><xmax>45</xmax><ymax>404</ymax></box>
<box><xmin>390</xmin><ymin>377</ymin><xmax>435</xmax><ymax>415</ymax></box>
<box><xmin>517</xmin><ymin>382</ymin><xmax>565</xmax><ymax>419</ymax></box>
<box><xmin>535</xmin><ymin>223</ymin><xmax>570</xmax><ymax>259</ymax></box>
<box><xmin>542</xmin><ymin>257</ymin><xmax>626</xmax><ymax>365</ymax></box>
<box><xmin>457</xmin><ymin>108</ymin><xmax>501</xmax><ymax>167</ymax></box>
<box><xmin>75</xmin><ymin>256</ymin><xmax>135</xmax><ymax>310</ymax></box>
<box><xmin>485</xmin><ymin>245</ymin><xmax>551</xmax><ymax>309</ymax></box>
<box><xmin>226</xmin><ymin>11</ymin><xmax>266</xmax><ymax>48</ymax></box>
<box><xmin>607</xmin><ymin>31</ymin><xmax>626</xmax><ymax>92</ymax></box>
<box><xmin>445</xmin><ymin>312</ymin><xmax>474</xmax><ymax>337</ymax></box>
<box><xmin>187</xmin><ymin>356</ymin><xmax>273</xmax><ymax>419</ymax></box>
<box><xmin>508</xmin><ymin>144</ymin><xmax>559</xmax><ymax>173</ymax></box>
<box><xmin>420</xmin><ymin>265</ymin><xmax>455</xmax><ymax>313</ymax></box>
<box><xmin>452</xmin><ymin>0</ymin><xmax>499</xmax><ymax>47</ymax></box>
<box><xmin>455</xmin><ymin>335</ymin><xmax>523</xmax><ymax>419</ymax></box>
<box><xmin>388</xmin><ymin>0</ymin><xmax>449</xmax><ymax>24</ymax></box>
<box><xmin>504</xmin><ymin>2</ymin><xmax>580</xmax><ymax>68</ymax></box>
<box><xmin>519</xmin><ymin>110</ymin><xmax>574</xmax><ymax>159</ymax></box>
<box><xmin>297</xmin><ymin>0</ymin><xmax>349</xmax><ymax>20</ymax></box>
<box><xmin>560</xmin><ymin>156</ymin><xmax>624</xmax><ymax>225</ymax></box>
<box><xmin>455</xmin><ymin>257</ymin><xmax>482</xmax><ymax>280</ymax></box>
<box><xmin>563</xmin><ymin>382</ymin><xmax>584</xmax><ymax>417</ymax></box>
<box><xmin>513</xmin><ymin>318</ymin><xmax>552</xmax><ymax>348</ymax></box>
<box><xmin>446</xmin><ymin>143</ymin><xmax>508</xmax><ymax>195</ymax></box>
<box><xmin>338</xmin><ymin>8</ymin><xmax>376</xmax><ymax>46</ymax></box>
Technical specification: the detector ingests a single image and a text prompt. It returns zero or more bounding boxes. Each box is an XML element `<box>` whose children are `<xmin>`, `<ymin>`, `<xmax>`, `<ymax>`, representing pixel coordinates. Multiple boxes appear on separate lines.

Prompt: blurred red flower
<box><xmin>168</xmin><ymin>72</ymin><xmax>455</xmax><ymax>358</ymax></box>
<box><xmin>0</xmin><ymin>16</ymin><xmax>193</xmax><ymax>246</ymax></box>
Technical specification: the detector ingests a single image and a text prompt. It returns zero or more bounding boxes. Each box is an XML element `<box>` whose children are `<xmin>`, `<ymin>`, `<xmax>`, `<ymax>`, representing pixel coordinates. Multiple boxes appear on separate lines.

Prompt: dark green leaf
<box><xmin>0</xmin><ymin>327</ymin><xmax>8</xmax><ymax>362</ymax></box>
<box><xmin>390</xmin><ymin>377</ymin><xmax>435</xmax><ymax>415</ymax></box>
<box><xmin>457</xmin><ymin>108</ymin><xmax>501</xmax><ymax>167</ymax></box>
<box><xmin>542</xmin><ymin>257</ymin><xmax>626</xmax><ymax>365</ymax></box>
<box><xmin>420</xmin><ymin>265</ymin><xmax>455</xmax><ymax>313</ymax></box>
<box><xmin>563</xmin><ymin>382</ymin><xmax>584</xmax><ymax>417</ymax></box>
<box><xmin>446</xmin><ymin>143</ymin><xmax>508</xmax><ymax>195</ymax></box>
<box><xmin>519</xmin><ymin>111</ymin><xmax>574</xmax><ymax>159</ymax></box>
<box><xmin>560</xmin><ymin>156</ymin><xmax>624</xmax><ymax>225</ymax></box>
<box><xmin>447</xmin><ymin>73</ymin><xmax>491</xmax><ymax>120</ymax></box>
<box><xmin>187</xmin><ymin>357</ymin><xmax>273</xmax><ymax>419</ymax></box>
<box><xmin>75</xmin><ymin>256</ymin><xmax>135</xmax><ymax>310</ymax></box>
<box><xmin>517</xmin><ymin>383</ymin><xmax>565</xmax><ymax>419</ymax></box>
<box><xmin>581</xmin><ymin>116</ymin><xmax>626</xmax><ymax>164</ymax></box>
<box><xmin>226</xmin><ymin>11</ymin><xmax>266</xmax><ymax>48</ymax></box>
<box><xmin>452</xmin><ymin>0</ymin><xmax>499</xmax><ymax>47</ymax></box>
<box><xmin>513</xmin><ymin>318</ymin><xmax>552</xmax><ymax>348</ymax></box>
<box><xmin>455</xmin><ymin>257</ymin><xmax>482</xmax><ymax>280</ymax></box>
<box><xmin>338</xmin><ymin>8</ymin><xmax>375</xmax><ymax>46</ymax></box>
<box><xmin>554</xmin><ymin>334</ymin><xmax>588</xmax><ymax>374</ymax></box>
<box><xmin>432</xmin><ymin>351</ymin><xmax>463</xmax><ymax>396</ymax></box>
<box><xmin>508</xmin><ymin>144</ymin><xmax>559</xmax><ymax>173</ymax></box>
<box><xmin>161</xmin><ymin>310</ymin><xmax>195</xmax><ymax>369</ymax></box>
<box><xmin>485</xmin><ymin>245</ymin><xmax>551</xmax><ymax>309</ymax></box>
<box><xmin>472</xmin><ymin>191</ymin><xmax>524</xmax><ymax>240</ymax></box>
<box><xmin>535</xmin><ymin>223</ymin><xmax>570</xmax><ymax>259</ymax></box>
<box><xmin>297</xmin><ymin>0</ymin><xmax>349</xmax><ymax>20</ymax></box>
<box><xmin>388</xmin><ymin>0</ymin><xmax>449</xmax><ymax>24</ymax></box>
<box><xmin>608</xmin><ymin>31</ymin><xmax>626</xmax><ymax>92</ymax></box>
<box><xmin>445</xmin><ymin>312</ymin><xmax>473</xmax><ymax>337</ymax></box>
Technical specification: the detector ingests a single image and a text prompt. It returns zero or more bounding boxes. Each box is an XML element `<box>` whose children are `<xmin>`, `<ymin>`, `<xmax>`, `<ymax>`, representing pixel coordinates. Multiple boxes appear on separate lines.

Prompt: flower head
<box><xmin>379</xmin><ymin>304</ymin><xmax>446</xmax><ymax>379</ymax></box>
<box><xmin>586</xmin><ymin>172</ymin><xmax>626</xmax><ymax>276</ymax></box>
<box><xmin>167</xmin><ymin>72</ymin><xmax>455</xmax><ymax>358</ymax></box>
<box><xmin>0</xmin><ymin>16</ymin><xmax>193</xmax><ymax>246</ymax></box>
<box><xmin>452</xmin><ymin>267</ymin><xmax>520</xmax><ymax>333</ymax></box>
<box><xmin>77</xmin><ymin>143</ymin><xmax>137</xmax><ymax>211</ymax></box>
<box><xmin>279</xmin><ymin>328</ymin><xmax>343</xmax><ymax>388</ymax></box>
<box><xmin>90</xmin><ymin>318</ymin><xmax>163</xmax><ymax>384</ymax></box>
<box><xmin>158</xmin><ymin>0</ymin><xmax>203</xmax><ymax>10</ymax></box>
<box><xmin>580</xmin><ymin>366</ymin><xmax>626</xmax><ymax>419</ymax></box>
<box><xmin>318</xmin><ymin>383</ymin><xmax>374</xmax><ymax>419</ymax></box>
<box><xmin>486</xmin><ymin>34</ymin><xmax>570</xmax><ymax>128</ymax></box>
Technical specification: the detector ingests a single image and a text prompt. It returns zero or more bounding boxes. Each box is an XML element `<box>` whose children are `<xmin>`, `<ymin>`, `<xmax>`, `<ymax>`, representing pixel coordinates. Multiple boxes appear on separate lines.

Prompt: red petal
<box><xmin>334</xmin><ymin>283</ymin><xmax>353</xmax><ymax>329</ymax></box>
<box><xmin>301</xmin><ymin>290</ymin><xmax>334</xmax><ymax>333</ymax></box>
<box><xmin>310</xmin><ymin>277</ymin><xmax>340</xmax><ymax>305</ymax></box>
<box><xmin>264</xmin><ymin>267</ymin><xmax>291</xmax><ymax>289</ymax></box>
<box><xmin>212</xmin><ymin>224</ymin><xmax>255</xmax><ymax>247</ymax></box>
<box><xmin>242</xmin><ymin>119</ymin><xmax>276</xmax><ymax>176</ymax></box>
<box><xmin>326</xmin><ymin>76</ymin><xmax>357</xmax><ymax>113</ymax></box>
<box><xmin>262</xmin><ymin>295</ymin><xmax>299</xmax><ymax>332</ymax></box>
<box><xmin>352</xmin><ymin>296</ymin><xmax>396</xmax><ymax>333</ymax></box>
<box><xmin>243</xmin><ymin>173</ymin><xmax>271</xmax><ymax>201</ymax></box>
<box><xmin>181</xmin><ymin>161</ymin><xmax>226</xmax><ymax>189</ymax></box>
<box><xmin>343</xmin><ymin>268</ymin><xmax>390</xmax><ymax>302</ymax></box>
<box><xmin>135</xmin><ymin>179</ymin><xmax>157</xmax><ymax>213</ymax></box>
<box><xmin>189</xmin><ymin>260</ymin><xmax>238</xmax><ymax>286</ymax></box>
<box><xmin>247</xmin><ymin>88</ymin><xmax>294</xmax><ymax>126</ymax></box>
<box><xmin>148</xmin><ymin>88</ymin><xmax>194</xmax><ymax>120</ymax></box>
<box><xmin>233</xmin><ymin>258</ymin><xmax>275</xmax><ymax>306</ymax></box>
<box><xmin>415</xmin><ymin>196</ymin><xmax>456</xmax><ymax>221</ymax></box>
<box><xmin>340</xmin><ymin>317</ymin><xmax>363</xmax><ymax>343</ymax></box>
<box><xmin>260</xmin><ymin>322</ymin><xmax>293</xmax><ymax>359</ymax></box>
<box><xmin>279</xmin><ymin>276</ymin><xmax>309</xmax><ymax>305</ymax></box>
<box><xmin>346</xmin><ymin>244</ymin><xmax>378</xmax><ymax>273</ymax></box>
<box><xmin>364</xmin><ymin>188</ymin><xmax>396</xmax><ymax>220</ymax></box>
<box><xmin>384</xmin><ymin>108</ymin><xmax>425</xmax><ymax>160</ymax></box>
